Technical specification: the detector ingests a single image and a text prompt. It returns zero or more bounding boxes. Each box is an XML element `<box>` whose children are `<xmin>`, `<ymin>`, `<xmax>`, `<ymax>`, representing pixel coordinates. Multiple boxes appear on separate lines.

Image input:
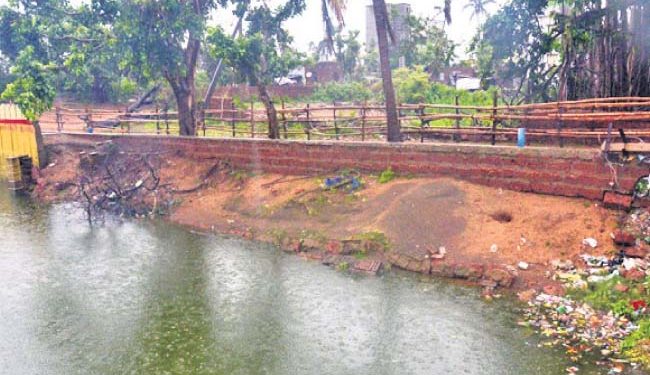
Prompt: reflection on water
<box><xmin>0</xmin><ymin>188</ymin><xmax>602</xmax><ymax>374</ymax></box>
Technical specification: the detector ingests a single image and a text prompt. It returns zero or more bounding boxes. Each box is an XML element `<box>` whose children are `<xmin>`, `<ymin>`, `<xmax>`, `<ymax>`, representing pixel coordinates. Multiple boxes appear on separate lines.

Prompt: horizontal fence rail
<box><xmin>38</xmin><ymin>96</ymin><xmax>650</xmax><ymax>147</ymax></box>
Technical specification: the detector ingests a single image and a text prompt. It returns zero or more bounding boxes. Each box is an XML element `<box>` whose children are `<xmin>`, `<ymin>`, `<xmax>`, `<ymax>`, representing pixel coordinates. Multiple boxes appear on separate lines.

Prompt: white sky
<box><xmin>213</xmin><ymin>0</ymin><xmax>506</xmax><ymax>60</ymax></box>
<box><xmin>0</xmin><ymin>0</ymin><xmax>506</xmax><ymax>60</ymax></box>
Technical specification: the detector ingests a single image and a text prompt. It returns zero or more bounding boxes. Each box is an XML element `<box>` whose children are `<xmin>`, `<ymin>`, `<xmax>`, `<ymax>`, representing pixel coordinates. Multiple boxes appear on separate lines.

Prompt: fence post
<box><xmin>155</xmin><ymin>105</ymin><xmax>160</xmax><ymax>135</ymax></box>
<box><xmin>250</xmin><ymin>99</ymin><xmax>255</xmax><ymax>138</ymax></box>
<box><xmin>491</xmin><ymin>90</ymin><xmax>498</xmax><ymax>145</ymax></box>
<box><xmin>281</xmin><ymin>99</ymin><xmax>288</xmax><ymax>139</ymax></box>
<box><xmin>557</xmin><ymin>103</ymin><xmax>564</xmax><ymax>148</ymax></box>
<box><xmin>164</xmin><ymin>106</ymin><xmax>169</xmax><ymax>135</ymax></box>
<box><xmin>231</xmin><ymin>102</ymin><xmax>236</xmax><ymax>137</ymax></box>
<box><xmin>200</xmin><ymin>103</ymin><xmax>206</xmax><ymax>136</ymax></box>
<box><xmin>417</xmin><ymin>104</ymin><xmax>424</xmax><ymax>143</ymax></box>
<box><xmin>55</xmin><ymin>107</ymin><xmax>62</xmax><ymax>132</ymax></box>
<box><xmin>454</xmin><ymin>95</ymin><xmax>460</xmax><ymax>142</ymax></box>
<box><xmin>306</xmin><ymin>103</ymin><xmax>311</xmax><ymax>140</ymax></box>
<box><xmin>333</xmin><ymin>101</ymin><xmax>339</xmax><ymax>140</ymax></box>
<box><xmin>361</xmin><ymin>102</ymin><xmax>366</xmax><ymax>142</ymax></box>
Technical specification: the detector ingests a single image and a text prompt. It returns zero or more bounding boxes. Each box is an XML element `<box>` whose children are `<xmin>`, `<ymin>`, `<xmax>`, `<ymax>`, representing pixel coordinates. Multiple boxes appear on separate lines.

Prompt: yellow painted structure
<box><xmin>0</xmin><ymin>104</ymin><xmax>40</xmax><ymax>179</ymax></box>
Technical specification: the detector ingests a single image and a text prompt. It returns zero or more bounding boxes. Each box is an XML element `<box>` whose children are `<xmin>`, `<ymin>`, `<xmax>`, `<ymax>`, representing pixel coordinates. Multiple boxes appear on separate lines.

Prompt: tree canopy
<box><xmin>473</xmin><ymin>0</ymin><xmax>650</xmax><ymax>102</ymax></box>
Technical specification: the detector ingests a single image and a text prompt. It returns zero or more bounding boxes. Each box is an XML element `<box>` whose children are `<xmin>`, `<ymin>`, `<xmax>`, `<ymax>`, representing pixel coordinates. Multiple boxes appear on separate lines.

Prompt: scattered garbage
<box><xmin>518</xmin><ymin>261</ymin><xmax>529</xmax><ymax>270</ymax></box>
<box><xmin>523</xmin><ymin>293</ymin><xmax>639</xmax><ymax>368</ymax></box>
<box><xmin>583</xmin><ymin>237</ymin><xmax>598</xmax><ymax>248</ymax></box>
<box><xmin>323</xmin><ymin>170</ymin><xmax>362</xmax><ymax>192</ymax></box>
<box><xmin>490</xmin><ymin>244</ymin><xmax>498</xmax><ymax>253</ymax></box>
<box><xmin>551</xmin><ymin>259</ymin><xmax>575</xmax><ymax>271</ymax></box>
<box><xmin>430</xmin><ymin>246</ymin><xmax>446</xmax><ymax>259</ymax></box>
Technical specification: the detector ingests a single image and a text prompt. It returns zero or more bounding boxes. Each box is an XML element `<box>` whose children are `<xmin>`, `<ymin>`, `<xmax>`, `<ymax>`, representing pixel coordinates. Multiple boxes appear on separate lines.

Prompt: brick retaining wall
<box><xmin>45</xmin><ymin>133</ymin><xmax>649</xmax><ymax>200</ymax></box>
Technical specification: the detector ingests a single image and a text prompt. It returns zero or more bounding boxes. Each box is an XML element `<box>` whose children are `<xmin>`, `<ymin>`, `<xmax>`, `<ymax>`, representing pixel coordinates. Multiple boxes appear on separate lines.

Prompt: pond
<box><xmin>0</xmin><ymin>187</ymin><xmax>603</xmax><ymax>374</ymax></box>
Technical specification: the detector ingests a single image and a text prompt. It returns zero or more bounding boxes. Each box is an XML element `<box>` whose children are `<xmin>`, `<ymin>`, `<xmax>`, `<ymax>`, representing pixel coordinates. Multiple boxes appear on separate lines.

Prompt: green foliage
<box><xmin>351</xmin><ymin>231</ymin><xmax>391</xmax><ymax>253</ymax></box>
<box><xmin>399</xmin><ymin>15</ymin><xmax>456</xmax><ymax>73</ymax></box>
<box><xmin>471</xmin><ymin>0</ymin><xmax>554</xmax><ymax>102</ymax></box>
<box><xmin>621</xmin><ymin>319</ymin><xmax>650</xmax><ymax>368</ymax></box>
<box><xmin>0</xmin><ymin>0</ymin><xmax>153</xmax><ymax>104</ymax></box>
<box><xmin>568</xmin><ymin>276</ymin><xmax>648</xmax><ymax>316</ymax></box>
<box><xmin>109</xmin><ymin>77</ymin><xmax>139</xmax><ymax>103</ymax></box>
<box><xmin>333</xmin><ymin>30</ymin><xmax>362</xmax><ymax>79</ymax></box>
<box><xmin>636</xmin><ymin>177</ymin><xmax>650</xmax><ymax>197</ymax></box>
<box><xmin>1</xmin><ymin>47</ymin><xmax>56</xmax><ymax>121</ymax></box>
<box><xmin>377</xmin><ymin>168</ymin><xmax>396</xmax><ymax>184</ymax></box>
<box><xmin>390</xmin><ymin>66</ymin><xmax>497</xmax><ymax>107</ymax></box>
<box><xmin>207</xmin><ymin>1</ymin><xmax>305</xmax><ymax>88</ymax></box>
<box><xmin>0</xmin><ymin>54</ymin><xmax>12</xmax><ymax>93</ymax></box>
<box><xmin>310</xmin><ymin>81</ymin><xmax>375</xmax><ymax>102</ymax></box>
<box><xmin>392</xmin><ymin>67</ymin><xmax>433</xmax><ymax>104</ymax></box>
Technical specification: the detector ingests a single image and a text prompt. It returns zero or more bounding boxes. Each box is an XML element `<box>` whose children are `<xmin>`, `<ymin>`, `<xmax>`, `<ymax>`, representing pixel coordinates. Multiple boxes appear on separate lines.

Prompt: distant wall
<box><xmin>45</xmin><ymin>133</ymin><xmax>649</xmax><ymax>201</ymax></box>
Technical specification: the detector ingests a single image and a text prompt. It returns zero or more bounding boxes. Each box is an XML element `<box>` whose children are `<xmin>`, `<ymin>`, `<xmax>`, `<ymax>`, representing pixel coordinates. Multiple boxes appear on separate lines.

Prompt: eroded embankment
<box><xmin>34</xmin><ymin>134</ymin><xmax>627</xmax><ymax>293</ymax></box>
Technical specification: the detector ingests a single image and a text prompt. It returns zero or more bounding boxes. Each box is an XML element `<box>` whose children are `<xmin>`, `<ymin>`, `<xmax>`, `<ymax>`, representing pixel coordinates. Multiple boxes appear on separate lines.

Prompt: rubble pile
<box><xmin>622</xmin><ymin>210</ymin><xmax>650</xmax><ymax>244</ymax></box>
<box><xmin>523</xmin><ymin>293</ymin><xmax>638</xmax><ymax>373</ymax></box>
<box><xmin>521</xmin><ymin>209</ymin><xmax>650</xmax><ymax>373</ymax></box>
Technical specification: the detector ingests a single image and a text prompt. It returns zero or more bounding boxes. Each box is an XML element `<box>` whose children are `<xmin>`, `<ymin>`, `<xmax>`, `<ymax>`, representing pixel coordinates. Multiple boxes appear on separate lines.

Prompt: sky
<box><xmin>213</xmin><ymin>0</ymin><xmax>507</xmax><ymax>60</ymax></box>
<box><xmin>0</xmin><ymin>0</ymin><xmax>506</xmax><ymax>60</ymax></box>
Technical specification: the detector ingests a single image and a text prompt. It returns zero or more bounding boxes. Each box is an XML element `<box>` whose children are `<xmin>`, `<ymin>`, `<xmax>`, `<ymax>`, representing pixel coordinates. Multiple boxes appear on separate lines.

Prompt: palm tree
<box><xmin>464</xmin><ymin>0</ymin><xmax>494</xmax><ymax>23</ymax></box>
<box><xmin>371</xmin><ymin>0</ymin><xmax>400</xmax><ymax>142</ymax></box>
<box><xmin>320</xmin><ymin>0</ymin><xmax>346</xmax><ymax>54</ymax></box>
<box><xmin>321</xmin><ymin>0</ymin><xmax>401</xmax><ymax>142</ymax></box>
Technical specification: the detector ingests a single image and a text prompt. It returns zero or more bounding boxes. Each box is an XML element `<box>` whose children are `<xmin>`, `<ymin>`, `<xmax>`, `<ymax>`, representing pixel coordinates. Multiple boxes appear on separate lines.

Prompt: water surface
<box><xmin>0</xmin><ymin>188</ymin><xmax>601</xmax><ymax>374</ymax></box>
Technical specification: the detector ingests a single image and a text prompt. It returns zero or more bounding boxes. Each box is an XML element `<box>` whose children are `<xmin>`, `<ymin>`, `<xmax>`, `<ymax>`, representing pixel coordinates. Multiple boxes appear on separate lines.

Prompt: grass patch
<box><xmin>351</xmin><ymin>230</ymin><xmax>391</xmax><ymax>252</ymax></box>
<box><xmin>622</xmin><ymin>319</ymin><xmax>650</xmax><ymax>367</ymax></box>
<box><xmin>378</xmin><ymin>168</ymin><xmax>396</xmax><ymax>184</ymax></box>
<box><xmin>568</xmin><ymin>276</ymin><xmax>649</xmax><ymax>315</ymax></box>
<box><xmin>267</xmin><ymin>228</ymin><xmax>289</xmax><ymax>247</ymax></box>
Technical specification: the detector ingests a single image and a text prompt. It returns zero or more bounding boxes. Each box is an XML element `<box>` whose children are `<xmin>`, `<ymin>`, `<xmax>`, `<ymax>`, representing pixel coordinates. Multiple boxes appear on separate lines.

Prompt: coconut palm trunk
<box><xmin>372</xmin><ymin>0</ymin><xmax>401</xmax><ymax>142</ymax></box>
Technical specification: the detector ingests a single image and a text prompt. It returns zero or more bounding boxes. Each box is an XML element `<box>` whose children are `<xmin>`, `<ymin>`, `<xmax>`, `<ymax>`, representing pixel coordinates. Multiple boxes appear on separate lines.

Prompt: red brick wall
<box><xmin>46</xmin><ymin>133</ymin><xmax>649</xmax><ymax>200</ymax></box>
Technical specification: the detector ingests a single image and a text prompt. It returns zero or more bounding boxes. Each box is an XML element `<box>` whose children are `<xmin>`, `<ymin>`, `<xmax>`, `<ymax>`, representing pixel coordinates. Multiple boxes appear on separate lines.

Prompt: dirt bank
<box><xmin>35</xmin><ymin>138</ymin><xmax>622</xmax><ymax>291</ymax></box>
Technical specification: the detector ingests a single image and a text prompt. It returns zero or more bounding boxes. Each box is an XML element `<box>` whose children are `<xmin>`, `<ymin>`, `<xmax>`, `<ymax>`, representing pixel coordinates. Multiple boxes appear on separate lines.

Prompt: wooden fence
<box><xmin>38</xmin><ymin>96</ymin><xmax>650</xmax><ymax>147</ymax></box>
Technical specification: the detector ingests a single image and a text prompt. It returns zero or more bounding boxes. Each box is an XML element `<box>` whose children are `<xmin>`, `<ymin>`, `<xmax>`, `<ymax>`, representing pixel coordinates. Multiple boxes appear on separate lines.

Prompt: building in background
<box><xmin>431</xmin><ymin>65</ymin><xmax>481</xmax><ymax>91</ymax></box>
<box><xmin>365</xmin><ymin>2</ymin><xmax>411</xmax><ymax>59</ymax></box>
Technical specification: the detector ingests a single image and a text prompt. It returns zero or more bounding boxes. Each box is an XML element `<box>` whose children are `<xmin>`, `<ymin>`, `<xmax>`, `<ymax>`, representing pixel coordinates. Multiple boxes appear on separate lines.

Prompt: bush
<box><xmin>378</xmin><ymin>167</ymin><xmax>396</xmax><ymax>183</ymax></box>
<box><xmin>310</xmin><ymin>81</ymin><xmax>375</xmax><ymax>103</ymax></box>
<box><xmin>392</xmin><ymin>66</ymin><xmax>433</xmax><ymax>104</ymax></box>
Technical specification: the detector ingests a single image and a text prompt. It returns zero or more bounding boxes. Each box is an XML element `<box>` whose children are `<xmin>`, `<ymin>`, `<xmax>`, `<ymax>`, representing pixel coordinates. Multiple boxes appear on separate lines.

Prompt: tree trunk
<box><xmin>33</xmin><ymin>120</ymin><xmax>46</xmax><ymax>168</ymax></box>
<box><xmin>258</xmin><ymin>84</ymin><xmax>279</xmax><ymax>139</ymax></box>
<box><xmin>166</xmin><ymin>34</ymin><xmax>200</xmax><ymax>136</ymax></box>
<box><xmin>173</xmin><ymin>85</ymin><xmax>196</xmax><ymax>136</ymax></box>
<box><xmin>372</xmin><ymin>0</ymin><xmax>400</xmax><ymax>142</ymax></box>
<box><xmin>92</xmin><ymin>74</ymin><xmax>109</xmax><ymax>103</ymax></box>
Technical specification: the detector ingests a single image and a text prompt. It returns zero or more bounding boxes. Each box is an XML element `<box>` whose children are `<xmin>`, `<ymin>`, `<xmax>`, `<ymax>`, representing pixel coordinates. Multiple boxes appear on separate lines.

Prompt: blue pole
<box><xmin>517</xmin><ymin>128</ymin><xmax>526</xmax><ymax>148</ymax></box>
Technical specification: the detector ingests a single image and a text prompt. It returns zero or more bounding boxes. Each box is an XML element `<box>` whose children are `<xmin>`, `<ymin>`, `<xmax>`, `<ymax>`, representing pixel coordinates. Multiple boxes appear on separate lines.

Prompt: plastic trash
<box><xmin>583</xmin><ymin>237</ymin><xmax>598</xmax><ymax>248</ymax></box>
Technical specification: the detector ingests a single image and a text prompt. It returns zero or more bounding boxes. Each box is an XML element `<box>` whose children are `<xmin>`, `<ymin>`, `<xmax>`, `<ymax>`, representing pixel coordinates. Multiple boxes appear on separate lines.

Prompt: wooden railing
<box><xmin>38</xmin><ymin>96</ymin><xmax>650</xmax><ymax>146</ymax></box>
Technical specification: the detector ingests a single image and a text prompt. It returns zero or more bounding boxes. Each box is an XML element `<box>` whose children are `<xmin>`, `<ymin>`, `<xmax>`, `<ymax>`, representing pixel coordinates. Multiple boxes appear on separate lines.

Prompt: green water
<box><xmin>0</xmin><ymin>188</ymin><xmax>603</xmax><ymax>374</ymax></box>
